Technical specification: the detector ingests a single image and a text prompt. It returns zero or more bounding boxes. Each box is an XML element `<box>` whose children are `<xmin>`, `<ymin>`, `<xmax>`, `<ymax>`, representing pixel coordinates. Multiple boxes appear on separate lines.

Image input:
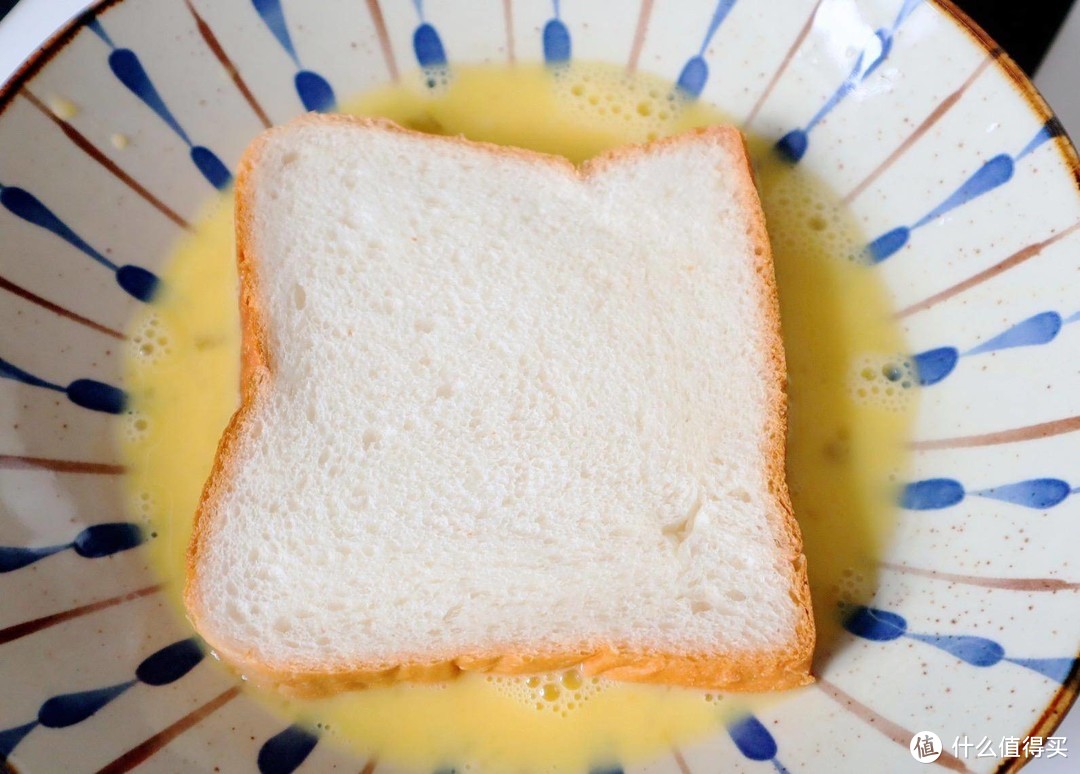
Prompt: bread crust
<box><xmin>185</xmin><ymin>115</ymin><xmax>815</xmax><ymax>696</ymax></box>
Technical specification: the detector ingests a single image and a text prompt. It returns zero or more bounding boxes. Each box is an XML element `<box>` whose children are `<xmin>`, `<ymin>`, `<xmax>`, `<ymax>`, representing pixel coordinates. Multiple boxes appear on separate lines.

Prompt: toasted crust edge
<box><xmin>184</xmin><ymin>114</ymin><xmax>815</xmax><ymax>696</ymax></box>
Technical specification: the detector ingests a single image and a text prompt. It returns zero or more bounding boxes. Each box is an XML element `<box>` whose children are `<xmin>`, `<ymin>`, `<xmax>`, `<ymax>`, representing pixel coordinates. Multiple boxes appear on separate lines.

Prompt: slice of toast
<box><xmin>185</xmin><ymin>115</ymin><xmax>814</xmax><ymax>695</ymax></box>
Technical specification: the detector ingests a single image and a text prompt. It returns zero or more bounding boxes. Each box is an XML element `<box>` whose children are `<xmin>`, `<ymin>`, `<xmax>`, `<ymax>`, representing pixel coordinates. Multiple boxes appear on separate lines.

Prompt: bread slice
<box><xmin>185</xmin><ymin>115</ymin><xmax>814</xmax><ymax>695</ymax></box>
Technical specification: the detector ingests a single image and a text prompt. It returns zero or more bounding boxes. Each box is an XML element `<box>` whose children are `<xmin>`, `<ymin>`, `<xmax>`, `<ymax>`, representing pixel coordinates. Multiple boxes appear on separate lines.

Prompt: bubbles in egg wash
<box><xmin>848</xmin><ymin>354</ymin><xmax>916</xmax><ymax>411</ymax></box>
<box><xmin>487</xmin><ymin>668</ymin><xmax>603</xmax><ymax>717</ymax></box>
<box><xmin>128</xmin><ymin>313</ymin><xmax>173</xmax><ymax>364</ymax></box>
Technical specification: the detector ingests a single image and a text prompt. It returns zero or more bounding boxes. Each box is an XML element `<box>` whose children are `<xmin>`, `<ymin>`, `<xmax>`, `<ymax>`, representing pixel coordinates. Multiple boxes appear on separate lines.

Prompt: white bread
<box><xmin>185</xmin><ymin>115</ymin><xmax>814</xmax><ymax>694</ymax></box>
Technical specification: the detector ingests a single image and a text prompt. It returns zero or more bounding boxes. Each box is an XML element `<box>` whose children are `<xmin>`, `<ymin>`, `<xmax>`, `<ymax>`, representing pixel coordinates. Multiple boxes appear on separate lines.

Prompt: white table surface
<box><xmin>0</xmin><ymin>1</ymin><xmax>1076</xmax><ymax>771</ymax></box>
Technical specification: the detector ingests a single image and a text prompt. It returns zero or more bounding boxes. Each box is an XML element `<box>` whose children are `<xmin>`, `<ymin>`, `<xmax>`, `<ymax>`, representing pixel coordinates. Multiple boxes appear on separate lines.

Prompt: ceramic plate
<box><xmin>1</xmin><ymin>0</ymin><xmax>1078</xmax><ymax>771</ymax></box>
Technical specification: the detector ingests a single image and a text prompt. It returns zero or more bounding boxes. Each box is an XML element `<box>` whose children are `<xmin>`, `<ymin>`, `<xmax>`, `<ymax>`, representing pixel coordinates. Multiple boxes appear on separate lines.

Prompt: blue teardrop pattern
<box><xmin>0</xmin><ymin>721</ymin><xmax>38</xmax><ymax>764</ymax></box>
<box><xmin>843</xmin><ymin>605</ymin><xmax>907</xmax><ymax>641</ymax></box>
<box><xmin>88</xmin><ymin>19</ymin><xmax>233</xmax><ymax>188</ymax></box>
<box><xmin>911</xmin><ymin>347</ymin><xmax>958</xmax><ymax>386</ymax></box>
<box><xmin>251</xmin><ymin>0</ymin><xmax>298</xmax><ymax>64</ymax></box>
<box><xmin>0</xmin><ymin>522</ymin><xmax>144</xmax><ymax>573</ymax></box>
<box><xmin>294</xmin><ymin>71</ymin><xmax>336</xmax><ymax>113</ymax></box>
<box><xmin>845</xmin><ymin>604</ymin><xmax>1077</xmax><ymax>683</ymax></box>
<box><xmin>37</xmin><ymin>681</ymin><xmax>136</xmax><ymax>728</ymax></box>
<box><xmin>1016</xmin><ymin>116</ymin><xmax>1066</xmax><ymax>161</ymax></box>
<box><xmin>900</xmin><ymin>478</ymin><xmax>965</xmax><ymax>510</ymax></box>
<box><xmin>106</xmin><ymin>49</ymin><xmax>190</xmax><ymax>144</ymax></box>
<box><xmin>72</xmin><ymin>522</ymin><xmax>145</xmax><ymax>558</ymax></box>
<box><xmin>0</xmin><ymin>356</ymin><xmax>62</xmax><ymax>391</ymax></box>
<box><xmin>0</xmin><ymin>543</ymin><xmax>68</xmax><ymax>573</ymax></box>
<box><xmin>775</xmin><ymin>0</ymin><xmax>922</xmax><ymax>161</ymax></box>
<box><xmin>965</xmin><ymin>311</ymin><xmax>1063</xmax><ymax>356</ymax></box>
<box><xmin>135</xmin><ymin>637</ymin><xmax>204</xmax><ymax>685</ymax></box>
<box><xmin>900</xmin><ymin>477</ymin><xmax>1076</xmax><ymax>511</ymax></box>
<box><xmin>66</xmin><ymin>379</ymin><xmax>128</xmax><ymax>413</ymax></box>
<box><xmin>728</xmin><ymin>715</ymin><xmax>778</xmax><ymax>761</ymax></box>
<box><xmin>409</xmin><ymin>0</ymin><xmax>449</xmax><ymax>91</ymax></box>
<box><xmin>588</xmin><ymin>767</ymin><xmax>625</xmax><ymax>774</ymax></box>
<box><xmin>0</xmin><ymin>356</ymin><xmax>128</xmax><ymax>414</ymax></box>
<box><xmin>907</xmin><ymin>634</ymin><xmax>1005</xmax><ymax>667</ymax></box>
<box><xmin>0</xmin><ymin>183</ymin><xmax>160</xmax><ymax>301</ymax></box>
<box><xmin>866</xmin><ymin>121</ymin><xmax>1059</xmax><ymax>263</ymax></box>
<box><xmin>543</xmin><ymin>22</ymin><xmax>571</xmax><ymax>65</ymax></box>
<box><xmin>973</xmin><ymin>479</ymin><xmax>1073</xmax><ymax>509</ymax></box>
<box><xmin>115</xmin><ymin>264</ymin><xmax>160</xmax><ymax>302</ymax></box>
<box><xmin>414</xmin><ymin>24</ymin><xmax>449</xmax><ymax>69</ymax></box>
<box><xmin>1005</xmin><ymin>657</ymin><xmax>1076</xmax><ymax>684</ymax></box>
<box><xmin>251</xmin><ymin>0</ymin><xmax>337</xmax><ymax>111</ymax></box>
<box><xmin>0</xmin><ymin>637</ymin><xmax>208</xmax><ymax>760</ymax></box>
<box><xmin>910</xmin><ymin>310</ymin><xmax>1074</xmax><ymax>387</ymax></box>
<box><xmin>257</xmin><ymin>724</ymin><xmax>320</xmax><ymax>774</ymax></box>
<box><xmin>674</xmin><ymin>0</ymin><xmax>739</xmax><ymax>98</ymax></box>
<box><xmin>541</xmin><ymin>0</ymin><xmax>571</xmax><ymax>66</ymax></box>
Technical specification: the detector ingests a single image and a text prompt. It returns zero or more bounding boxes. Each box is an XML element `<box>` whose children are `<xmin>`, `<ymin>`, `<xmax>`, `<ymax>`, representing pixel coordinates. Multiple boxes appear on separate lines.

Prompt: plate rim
<box><xmin>0</xmin><ymin>0</ymin><xmax>1077</xmax><ymax>770</ymax></box>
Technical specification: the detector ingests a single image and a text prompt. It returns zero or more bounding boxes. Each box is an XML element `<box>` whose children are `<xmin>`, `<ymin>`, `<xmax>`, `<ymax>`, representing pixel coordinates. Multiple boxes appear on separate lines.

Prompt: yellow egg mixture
<box><xmin>118</xmin><ymin>64</ymin><xmax>915</xmax><ymax>773</ymax></box>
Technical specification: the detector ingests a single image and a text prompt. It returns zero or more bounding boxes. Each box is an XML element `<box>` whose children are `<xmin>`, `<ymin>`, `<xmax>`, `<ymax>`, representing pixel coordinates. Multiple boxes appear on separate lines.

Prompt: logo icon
<box><xmin>911</xmin><ymin>731</ymin><xmax>943</xmax><ymax>763</ymax></box>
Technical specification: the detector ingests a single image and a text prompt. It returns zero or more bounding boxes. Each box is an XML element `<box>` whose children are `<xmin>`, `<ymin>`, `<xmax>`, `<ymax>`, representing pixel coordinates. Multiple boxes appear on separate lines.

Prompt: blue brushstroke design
<box><xmin>258</xmin><ymin>725</ymin><xmax>320</xmax><ymax>774</ymax></box>
<box><xmin>0</xmin><ymin>185</ymin><xmax>116</xmax><ymax>270</ymax></box>
<box><xmin>900</xmin><ymin>479</ymin><xmax>965</xmax><ymax>510</ymax></box>
<box><xmin>414</xmin><ymin>23</ymin><xmax>449</xmax><ymax>68</ymax></box>
<box><xmin>188</xmin><ymin>146</ymin><xmax>232</xmax><ymax>191</ymax></box>
<box><xmin>589</xmin><ymin>768</ymin><xmax>624</xmax><ymax>774</ymax></box>
<box><xmin>728</xmin><ymin>715</ymin><xmax>778</xmax><ymax>760</ymax></box>
<box><xmin>295</xmin><ymin>71</ymin><xmax>336</xmax><ymax>112</ymax></box>
<box><xmin>675</xmin><ymin>0</ymin><xmax>739</xmax><ymax>98</ymax></box>
<box><xmin>0</xmin><ymin>183</ymin><xmax>160</xmax><ymax>300</ymax></box>
<box><xmin>38</xmin><ymin>681</ymin><xmax>137</xmax><ymax>727</ymax></box>
<box><xmin>0</xmin><ymin>356</ymin><xmax>128</xmax><ymax>414</ymax></box>
<box><xmin>0</xmin><ymin>721</ymin><xmax>38</xmax><ymax>764</ymax></box>
<box><xmin>913</xmin><ymin>155</ymin><xmax>1015</xmax><ymax>228</ymax></box>
<box><xmin>777</xmin><ymin>50</ymin><xmax>868</xmax><ymax>162</ymax></box>
<box><xmin>0</xmin><ymin>544</ymin><xmax>68</xmax><ymax>572</ymax></box>
<box><xmin>93</xmin><ymin>25</ymin><xmax>233</xmax><ymax>187</ymax></box>
<box><xmin>66</xmin><ymin>379</ymin><xmax>127</xmax><ymax>413</ymax></box>
<box><xmin>0</xmin><ymin>638</ymin><xmax>204</xmax><ymax>759</ymax></box>
<box><xmin>252</xmin><ymin>0</ymin><xmax>298</xmax><ymax>64</ymax></box>
<box><xmin>912</xmin><ymin>347</ymin><xmax>958</xmax><ymax>386</ymax></box>
<box><xmin>543</xmin><ymin>19</ymin><xmax>571</xmax><ymax>64</ymax></box>
<box><xmin>106</xmin><ymin>48</ymin><xmax>190</xmax><ymax>144</ymax></box>
<box><xmin>846</xmin><ymin>604</ymin><xmax>1076</xmax><ymax>685</ymax></box>
<box><xmin>908</xmin><ymin>634</ymin><xmax>1005</xmax><ymax>666</ymax></box>
<box><xmin>865</xmin><ymin>226</ymin><xmax>910</xmax><ymax>264</ymax></box>
<box><xmin>1016</xmin><ymin>117</ymin><xmax>1064</xmax><ymax>161</ymax></box>
<box><xmin>676</xmin><ymin>57</ymin><xmax>709</xmax><ymax>99</ymax></box>
<box><xmin>776</xmin><ymin>0</ymin><xmax>923</xmax><ymax>161</ymax></box>
<box><xmin>86</xmin><ymin>18</ymin><xmax>115</xmax><ymax>47</ymax></box>
<box><xmin>973</xmin><ymin>479</ymin><xmax>1072</xmax><ymax>509</ymax></box>
<box><xmin>902</xmin><ymin>476</ymin><xmax>1076</xmax><ymax>511</ymax></box>
<box><xmin>843</xmin><ymin>606</ymin><xmax>907</xmax><ymax>641</ymax></box>
<box><xmin>73</xmin><ymin>522</ymin><xmax>144</xmax><ymax>557</ymax></box>
<box><xmin>912</xmin><ymin>311</ymin><xmax>1067</xmax><ymax>387</ymax></box>
<box><xmin>135</xmin><ymin>638</ymin><xmax>204</xmax><ymax>685</ymax></box>
<box><xmin>1005</xmin><ymin>657</ymin><xmax>1075</xmax><ymax>684</ymax></box>
<box><xmin>0</xmin><ymin>356</ymin><xmax>63</xmax><ymax>391</ymax></box>
<box><xmin>116</xmin><ymin>265</ymin><xmax>160</xmax><ymax>301</ymax></box>
<box><xmin>965</xmin><ymin>311</ymin><xmax>1062</xmax><ymax>356</ymax></box>
<box><xmin>0</xmin><ymin>522</ymin><xmax>144</xmax><ymax>573</ymax></box>
<box><xmin>867</xmin><ymin>122</ymin><xmax>1055</xmax><ymax>262</ymax></box>
<box><xmin>251</xmin><ymin>0</ymin><xmax>337</xmax><ymax>110</ymax></box>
